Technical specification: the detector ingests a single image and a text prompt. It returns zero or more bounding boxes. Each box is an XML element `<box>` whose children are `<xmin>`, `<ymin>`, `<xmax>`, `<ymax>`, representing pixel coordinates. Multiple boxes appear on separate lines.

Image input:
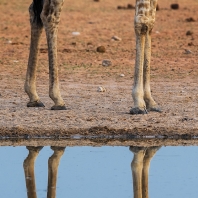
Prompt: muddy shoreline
<box><xmin>1</xmin><ymin>136</ymin><xmax>198</xmax><ymax>147</ymax></box>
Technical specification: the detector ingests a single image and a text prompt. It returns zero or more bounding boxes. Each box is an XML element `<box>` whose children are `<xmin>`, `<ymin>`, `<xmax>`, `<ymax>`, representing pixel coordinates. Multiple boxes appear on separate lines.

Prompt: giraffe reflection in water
<box><xmin>23</xmin><ymin>146</ymin><xmax>160</xmax><ymax>198</ymax></box>
<box><xmin>23</xmin><ymin>146</ymin><xmax>65</xmax><ymax>198</ymax></box>
<box><xmin>130</xmin><ymin>146</ymin><xmax>160</xmax><ymax>198</ymax></box>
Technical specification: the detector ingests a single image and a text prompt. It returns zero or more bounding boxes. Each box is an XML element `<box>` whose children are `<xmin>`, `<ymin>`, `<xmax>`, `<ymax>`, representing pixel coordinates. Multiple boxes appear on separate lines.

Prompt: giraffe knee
<box><xmin>135</xmin><ymin>21</ymin><xmax>152</xmax><ymax>35</ymax></box>
<box><xmin>40</xmin><ymin>0</ymin><xmax>64</xmax><ymax>25</ymax></box>
<box><xmin>140</xmin><ymin>24</ymin><xmax>148</xmax><ymax>35</ymax></box>
<box><xmin>134</xmin><ymin>16</ymin><xmax>155</xmax><ymax>35</ymax></box>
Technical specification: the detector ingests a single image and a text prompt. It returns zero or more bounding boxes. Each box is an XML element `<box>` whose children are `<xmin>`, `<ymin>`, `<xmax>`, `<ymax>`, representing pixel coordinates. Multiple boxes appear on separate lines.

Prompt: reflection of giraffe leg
<box><xmin>130</xmin><ymin>147</ymin><xmax>147</xmax><ymax>198</ymax></box>
<box><xmin>23</xmin><ymin>146</ymin><xmax>43</xmax><ymax>198</ymax></box>
<box><xmin>142</xmin><ymin>147</ymin><xmax>160</xmax><ymax>198</ymax></box>
<box><xmin>130</xmin><ymin>146</ymin><xmax>160</xmax><ymax>198</ymax></box>
<box><xmin>47</xmin><ymin>146</ymin><xmax>66</xmax><ymax>198</ymax></box>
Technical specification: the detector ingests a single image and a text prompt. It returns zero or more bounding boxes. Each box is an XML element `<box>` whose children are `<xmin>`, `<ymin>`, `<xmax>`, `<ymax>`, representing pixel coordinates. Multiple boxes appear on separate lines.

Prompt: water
<box><xmin>0</xmin><ymin>145</ymin><xmax>198</xmax><ymax>198</ymax></box>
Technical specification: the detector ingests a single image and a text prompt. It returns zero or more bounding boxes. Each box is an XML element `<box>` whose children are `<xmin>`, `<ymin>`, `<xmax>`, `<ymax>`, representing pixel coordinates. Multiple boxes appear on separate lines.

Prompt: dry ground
<box><xmin>0</xmin><ymin>0</ymin><xmax>198</xmax><ymax>140</ymax></box>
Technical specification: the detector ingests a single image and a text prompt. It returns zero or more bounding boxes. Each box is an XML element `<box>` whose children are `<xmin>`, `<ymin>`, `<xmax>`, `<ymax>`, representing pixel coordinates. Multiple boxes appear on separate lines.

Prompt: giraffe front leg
<box><xmin>130</xmin><ymin>15</ymin><xmax>148</xmax><ymax>114</ymax></box>
<box><xmin>41</xmin><ymin>0</ymin><xmax>66</xmax><ymax>110</ymax></box>
<box><xmin>25</xmin><ymin>3</ymin><xmax>45</xmax><ymax>108</ymax></box>
<box><xmin>143</xmin><ymin>0</ymin><xmax>161</xmax><ymax>112</ymax></box>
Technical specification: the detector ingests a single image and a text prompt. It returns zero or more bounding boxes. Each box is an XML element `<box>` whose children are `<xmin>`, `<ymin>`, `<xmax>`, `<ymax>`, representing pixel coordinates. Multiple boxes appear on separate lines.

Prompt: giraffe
<box><xmin>130</xmin><ymin>146</ymin><xmax>160</xmax><ymax>198</ymax></box>
<box><xmin>24</xmin><ymin>0</ymin><xmax>161</xmax><ymax>114</ymax></box>
<box><xmin>23</xmin><ymin>146</ymin><xmax>65</xmax><ymax>198</ymax></box>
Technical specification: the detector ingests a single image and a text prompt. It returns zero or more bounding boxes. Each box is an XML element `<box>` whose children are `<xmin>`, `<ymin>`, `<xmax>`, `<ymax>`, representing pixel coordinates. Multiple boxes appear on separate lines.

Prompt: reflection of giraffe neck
<box><xmin>23</xmin><ymin>146</ymin><xmax>65</xmax><ymax>198</ymax></box>
<box><xmin>130</xmin><ymin>147</ymin><xmax>160</xmax><ymax>198</ymax></box>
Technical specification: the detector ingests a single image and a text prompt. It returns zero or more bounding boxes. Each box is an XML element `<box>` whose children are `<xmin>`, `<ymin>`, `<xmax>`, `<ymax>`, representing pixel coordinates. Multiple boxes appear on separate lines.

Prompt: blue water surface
<box><xmin>0</xmin><ymin>146</ymin><xmax>197</xmax><ymax>198</ymax></box>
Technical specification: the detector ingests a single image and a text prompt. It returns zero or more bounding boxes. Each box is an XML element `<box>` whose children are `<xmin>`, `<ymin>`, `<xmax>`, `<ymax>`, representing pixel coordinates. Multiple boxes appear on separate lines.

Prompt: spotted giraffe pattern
<box><xmin>25</xmin><ymin>0</ymin><xmax>160</xmax><ymax>113</ymax></box>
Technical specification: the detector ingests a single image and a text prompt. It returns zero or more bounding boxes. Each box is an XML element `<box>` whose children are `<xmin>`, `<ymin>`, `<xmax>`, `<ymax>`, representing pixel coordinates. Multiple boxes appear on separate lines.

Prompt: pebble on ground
<box><xmin>171</xmin><ymin>4</ymin><xmax>179</xmax><ymax>10</ymax></box>
<box><xmin>97</xmin><ymin>86</ymin><xmax>106</xmax><ymax>92</ymax></box>
<box><xmin>97</xmin><ymin>46</ymin><xmax>106</xmax><ymax>53</ymax></box>
<box><xmin>102</xmin><ymin>59</ymin><xmax>112</xmax><ymax>67</ymax></box>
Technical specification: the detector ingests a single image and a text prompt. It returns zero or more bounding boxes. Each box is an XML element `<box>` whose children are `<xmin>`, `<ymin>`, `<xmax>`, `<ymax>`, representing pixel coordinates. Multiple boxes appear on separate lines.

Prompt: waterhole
<box><xmin>0</xmin><ymin>145</ymin><xmax>198</xmax><ymax>197</ymax></box>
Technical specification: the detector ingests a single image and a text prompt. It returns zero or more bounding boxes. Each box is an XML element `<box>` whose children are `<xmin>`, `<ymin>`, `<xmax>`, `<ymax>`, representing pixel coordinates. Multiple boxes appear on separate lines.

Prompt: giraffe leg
<box><xmin>130</xmin><ymin>147</ymin><xmax>147</xmax><ymax>198</ymax></box>
<box><xmin>23</xmin><ymin>146</ymin><xmax>43</xmax><ymax>198</ymax></box>
<box><xmin>41</xmin><ymin>0</ymin><xmax>66</xmax><ymax>110</ymax></box>
<box><xmin>47</xmin><ymin>146</ymin><xmax>65</xmax><ymax>198</ymax></box>
<box><xmin>143</xmin><ymin>0</ymin><xmax>161</xmax><ymax>112</ymax></box>
<box><xmin>130</xmin><ymin>1</ymin><xmax>148</xmax><ymax>115</ymax></box>
<box><xmin>130</xmin><ymin>0</ymin><xmax>160</xmax><ymax>114</ymax></box>
<box><xmin>142</xmin><ymin>146</ymin><xmax>161</xmax><ymax>198</ymax></box>
<box><xmin>25</xmin><ymin>3</ymin><xmax>45</xmax><ymax>108</ymax></box>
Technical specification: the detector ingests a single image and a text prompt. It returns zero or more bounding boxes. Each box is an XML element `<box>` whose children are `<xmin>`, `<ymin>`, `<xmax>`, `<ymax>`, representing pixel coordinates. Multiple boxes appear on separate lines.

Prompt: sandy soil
<box><xmin>0</xmin><ymin>0</ymin><xmax>198</xmax><ymax>140</ymax></box>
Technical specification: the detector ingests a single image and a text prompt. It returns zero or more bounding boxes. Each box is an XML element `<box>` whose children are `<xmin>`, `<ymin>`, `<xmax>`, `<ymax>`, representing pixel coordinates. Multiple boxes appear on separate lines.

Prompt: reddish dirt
<box><xmin>0</xmin><ymin>0</ymin><xmax>198</xmax><ymax>140</ymax></box>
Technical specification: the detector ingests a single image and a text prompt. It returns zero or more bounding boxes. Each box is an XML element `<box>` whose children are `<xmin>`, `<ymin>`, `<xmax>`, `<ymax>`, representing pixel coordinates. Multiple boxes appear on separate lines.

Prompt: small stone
<box><xmin>120</xmin><ymin>74</ymin><xmax>125</xmax><ymax>77</ymax></box>
<box><xmin>111</xmin><ymin>35</ymin><xmax>122</xmax><ymax>41</ymax></box>
<box><xmin>72</xmin><ymin>32</ymin><xmax>80</xmax><ymax>36</ymax></box>
<box><xmin>7</xmin><ymin>40</ymin><xmax>12</xmax><ymax>44</ymax></box>
<box><xmin>185</xmin><ymin>17</ymin><xmax>196</xmax><ymax>22</ymax></box>
<box><xmin>127</xmin><ymin>4</ymin><xmax>135</xmax><ymax>9</ymax></box>
<box><xmin>71</xmin><ymin>42</ymin><xmax>76</xmax><ymax>46</ymax></box>
<box><xmin>184</xmin><ymin>49</ymin><xmax>192</xmax><ymax>54</ymax></box>
<box><xmin>117</xmin><ymin>6</ymin><xmax>125</xmax><ymax>9</ymax></box>
<box><xmin>186</xmin><ymin>30</ymin><xmax>193</xmax><ymax>36</ymax></box>
<box><xmin>156</xmin><ymin>4</ymin><xmax>160</xmax><ymax>11</ymax></box>
<box><xmin>97</xmin><ymin>46</ymin><xmax>106</xmax><ymax>53</ymax></box>
<box><xmin>40</xmin><ymin>48</ymin><xmax>48</xmax><ymax>53</ymax></box>
<box><xmin>87</xmin><ymin>42</ymin><xmax>93</xmax><ymax>46</ymax></box>
<box><xmin>171</xmin><ymin>4</ymin><xmax>179</xmax><ymax>10</ymax></box>
<box><xmin>188</xmin><ymin>42</ymin><xmax>194</xmax><ymax>46</ymax></box>
<box><xmin>102</xmin><ymin>59</ymin><xmax>112</xmax><ymax>67</ymax></box>
<box><xmin>97</xmin><ymin>86</ymin><xmax>106</xmax><ymax>92</ymax></box>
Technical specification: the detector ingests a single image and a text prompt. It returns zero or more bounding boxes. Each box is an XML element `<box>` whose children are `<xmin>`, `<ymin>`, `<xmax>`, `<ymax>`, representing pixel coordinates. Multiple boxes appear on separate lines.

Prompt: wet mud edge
<box><xmin>0</xmin><ymin>126</ymin><xmax>198</xmax><ymax>146</ymax></box>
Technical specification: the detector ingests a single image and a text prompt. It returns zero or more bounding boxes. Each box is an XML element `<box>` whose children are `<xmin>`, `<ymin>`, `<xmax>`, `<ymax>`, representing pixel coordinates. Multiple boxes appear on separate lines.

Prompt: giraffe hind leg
<box><xmin>25</xmin><ymin>1</ymin><xmax>45</xmax><ymax>108</ymax></box>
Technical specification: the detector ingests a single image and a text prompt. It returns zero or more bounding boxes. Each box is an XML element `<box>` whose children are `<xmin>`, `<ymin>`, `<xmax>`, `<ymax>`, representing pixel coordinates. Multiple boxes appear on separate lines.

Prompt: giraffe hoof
<box><xmin>129</xmin><ymin>146</ymin><xmax>147</xmax><ymax>153</ymax></box>
<box><xmin>51</xmin><ymin>146</ymin><xmax>66</xmax><ymax>151</ymax></box>
<box><xmin>51</xmin><ymin>105</ymin><xmax>67</xmax><ymax>110</ymax></box>
<box><xmin>147</xmin><ymin>107</ymin><xmax>162</xmax><ymax>113</ymax></box>
<box><xmin>27</xmin><ymin>101</ymin><xmax>45</xmax><ymax>107</ymax></box>
<box><xmin>26</xmin><ymin>146</ymin><xmax>44</xmax><ymax>152</ymax></box>
<box><xmin>130</xmin><ymin>107</ymin><xmax>147</xmax><ymax>115</ymax></box>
